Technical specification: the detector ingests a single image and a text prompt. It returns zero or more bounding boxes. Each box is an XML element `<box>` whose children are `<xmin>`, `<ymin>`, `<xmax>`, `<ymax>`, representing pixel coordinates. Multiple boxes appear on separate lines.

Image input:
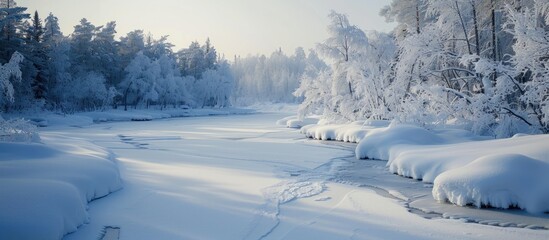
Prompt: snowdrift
<box><xmin>303</xmin><ymin>121</ymin><xmax>549</xmax><ymax>213</ymax></box>
<box><xmin>276</xmin><ymin>116</ymin><xmax>319</xmax><ymax>128</ymax></box>
<box><xmin>0</xmin><ymin>135</ymin><xmax>122</xmax><ymax>239</ymax></box>
<box><xmin>301</xmin><ymin>120</ymin><xmax>389</xmax><ymax>143</ymax></box>
<box><xmin>433</xmin><ymin>154</ymin><xmax>549</xmax><ymax>213</ymax></box>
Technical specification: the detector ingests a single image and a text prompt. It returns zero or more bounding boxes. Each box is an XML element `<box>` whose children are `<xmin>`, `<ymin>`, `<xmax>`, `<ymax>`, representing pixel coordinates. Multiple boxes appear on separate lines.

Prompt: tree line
<box><xmin>0</xmin><ymin>0</ymin><xmax>233</xmax><ymax>113</ymax></box>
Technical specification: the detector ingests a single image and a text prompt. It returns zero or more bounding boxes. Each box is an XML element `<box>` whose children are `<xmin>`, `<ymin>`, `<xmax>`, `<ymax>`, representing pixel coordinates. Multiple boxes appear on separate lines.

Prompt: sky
<box><xmin>19</xmin><ymin>0</ymin><xmax>395</xmax><ymax>58</ymax></box>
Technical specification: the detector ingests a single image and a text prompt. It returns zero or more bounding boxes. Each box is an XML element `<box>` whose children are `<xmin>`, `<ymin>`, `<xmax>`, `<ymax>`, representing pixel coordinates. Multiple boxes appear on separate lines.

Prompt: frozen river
<box><xmin>47</xmin><ymin>112</ymin><xmax>548</xmax><ymax>240</ymax></box>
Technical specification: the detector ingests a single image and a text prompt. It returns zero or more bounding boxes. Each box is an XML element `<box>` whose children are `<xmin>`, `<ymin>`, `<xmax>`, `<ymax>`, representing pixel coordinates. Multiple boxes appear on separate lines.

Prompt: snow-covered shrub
<box><xmin>0</xmin><ymin>117</ymin><xmax>40</xmax><ymax>142</ymax></box>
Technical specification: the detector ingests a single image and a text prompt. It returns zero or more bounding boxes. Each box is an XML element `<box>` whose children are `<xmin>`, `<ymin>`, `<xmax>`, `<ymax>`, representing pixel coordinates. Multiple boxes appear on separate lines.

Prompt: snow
<box><xmin>2</xmin><ymin>111</ymin><xmax>549</xmax><ymax>239</ymax></box>
<box><xmin>301</xmin><ymin>120</ymin><xmax>390</xmax><ymax>143</ymax></box>
<box><xmin>0</xmin><ymin>135</ymin><xmax>122</xmax><ymax>240</ymax></box>
<box><xmin>434</xmin><ymin>154</ymin><xmax>549</xmax><ymax>213</ymax></box>
<box><xmin>7</xmin><ymin>107</ymin><xmax>254</xmax><ymax>128</ymax></box>
<box><xmin>306</xmin><ymin>120</ymin><xmax>549</xmax><ymax>213</ymax></box>
<box><xmin>276</xmin><ymin>115</ymin><xmax>319</xmax><ymax>128</ymax></box>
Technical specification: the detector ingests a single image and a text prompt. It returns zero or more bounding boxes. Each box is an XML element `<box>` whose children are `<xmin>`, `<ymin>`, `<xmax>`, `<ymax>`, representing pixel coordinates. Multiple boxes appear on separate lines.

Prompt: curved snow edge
<box><xmin>433</xmin><ymin>154</ymin><xmax>549</xmax><ymax>213</ymax></box>
<box><xmin>0</xmin><ymin>136</ymin><xmax>123</xmax><ymax>240</ymax></box>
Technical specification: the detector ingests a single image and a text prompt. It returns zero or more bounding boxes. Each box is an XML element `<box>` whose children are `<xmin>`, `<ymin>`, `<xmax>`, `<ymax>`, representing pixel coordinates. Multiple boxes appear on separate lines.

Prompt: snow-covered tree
<box><xmin>91</xmin><ymin>21</ymin><xmax>120</xmax><ymax>86</ymax></box>
<box><xmin>154</xmin><ymin>54</ymin><xmax>190</xmax><ymax>108</ymax></box>
<box><xmin>231</xmin><ymin>48</ymin><xmax>323</xmax><ymax>105</ymax></box>
<box><xmin>0</xmin><ymin>51</ymin><xmax>23</xmax><ymax>107</ymax></box>
<box><xmin>62</xmin><ymin>71</ymin><xmax>111</xmax><ymax>110</ymax></box>
<box><xmin>47</xmin><ymin>38</ymin><xmax>72</xmax><ymax>108</ymax></box>
<box><xmin>118</xmin><ymin>30</ymin><xmax>145</xmax><ymax>68</ymax></box>
<box><xmin>70</xmin><ymin>18</ymin><xmax>97</xmax><ymax>73</ymax></box>
<box><xmin>196</xmin><ymin>60</ymin><xmax>233</xmax><ymax>107</ymax></box>
<box><xmin>380</xmin><ymin>0</ymin><xmax>428</xmax><ymax>37</ymax></box>
<box><xmin>43</xmin><ymin>12</ymin><xmax>61</xmax><ymax>42</ymax></box>
<box><xmin>0</xmin><ymin>0</ymin><xmax>29</xmax><ymax>63</ymax></box>
<box><xmin>503</xmin><ymin>0</ymin><xmax>549</xmax><ymax>134</ymax></box>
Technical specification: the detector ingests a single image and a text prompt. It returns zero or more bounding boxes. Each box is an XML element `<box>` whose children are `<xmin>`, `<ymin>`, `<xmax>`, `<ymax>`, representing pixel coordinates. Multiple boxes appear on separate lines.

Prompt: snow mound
<box><xmin>348</xmin><ymin>122</ymin><xmax>549</xmax><ymax>212</ymax></box>
<box><xmin>433</xmin><ymin>154</ymin><xmax>549</xmax><ymax>213</ymax></box>
<box><xmin>387</xmin><ymin>134</ymin><xmax>548</xmax><ymax>182</ymax></box>
<box><xmin>355</xmin><ymin>124</ymin><xmax>446</xmax><ymax>160</ymax></box>
<box><xmin>301</xmin><ymin>120</ymin><xmax>389</xmax><ymax>143</ymax></box>
<box><xmin>276</xmin><ymin>116</ymin><xmax>319</xmax><ymax>128</ymax></box>
<box><xmin>0</xmin><ymin>135</ymin><xmax>122</xmax><ymax>240</ymax></box>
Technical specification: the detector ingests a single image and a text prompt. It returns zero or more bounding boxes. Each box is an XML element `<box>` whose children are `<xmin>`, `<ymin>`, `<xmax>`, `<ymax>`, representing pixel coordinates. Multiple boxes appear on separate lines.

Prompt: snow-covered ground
<box><xmin>3</xmin><ymin>107</ymin><xmax>254</xmax><ymax>128</ymax></box>
<box><xmin>301</xmin><ymin>120</ymin><xmax>549</xmax><ymax>214</ymax></box>
<box><xmin>2</xmin><ymin>111</ymin><xmax>548</xmax><ymax>239</ymax></box>
<box><xmin>0</xmin><ymin>134</ymin><xmax>122</xmax><ymax>239</ymax></box>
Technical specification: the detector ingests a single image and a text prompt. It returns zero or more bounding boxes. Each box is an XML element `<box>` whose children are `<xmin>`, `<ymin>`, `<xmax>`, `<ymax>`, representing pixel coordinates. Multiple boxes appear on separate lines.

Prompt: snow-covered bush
<box><xmin>0</xmin><ymin>117</ymin><xmax>40</xmax><ymax>142</ymax></box>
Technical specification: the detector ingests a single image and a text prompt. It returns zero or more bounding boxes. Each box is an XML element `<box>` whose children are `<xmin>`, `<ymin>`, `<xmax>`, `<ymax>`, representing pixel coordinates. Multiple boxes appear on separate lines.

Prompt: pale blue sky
<box><xmin>19</xmin><ymin>0</ymin><xmax>395</xmax><ymax>57</ymax></box>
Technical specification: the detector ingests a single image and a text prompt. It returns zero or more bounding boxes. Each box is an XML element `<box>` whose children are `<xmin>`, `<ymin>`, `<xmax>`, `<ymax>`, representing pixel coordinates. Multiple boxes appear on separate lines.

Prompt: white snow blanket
<box><xmin>301</xmin><ymin>120</ymin><xmax>389</xmax><ymax>143</ymax></box>
<box><xmin>305</xmin><ymin>121</ymin><xmax>549</xmax><ymax>213</ymax></box>
<box><xmin>354</xmin><ymin>124</ymin><xmax>549</xmax><ymax>213</ymax></box>
<box><xmin>276</xmin><ymin>115</ymin><xmax>319</xmax><ymax>128</ymax></box>
<box><xmin>0</xmin><ymin>135</ymin><xmax>122</xmax><ymax>239</ymax></box>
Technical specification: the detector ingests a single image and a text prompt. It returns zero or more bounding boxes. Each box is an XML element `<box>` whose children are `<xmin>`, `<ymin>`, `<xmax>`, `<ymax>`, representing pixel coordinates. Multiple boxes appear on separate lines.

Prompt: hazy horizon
<box><xmin>19</xmin><ymin>0</ymin><xmax>395</xmax><ymax>58</ymax></box>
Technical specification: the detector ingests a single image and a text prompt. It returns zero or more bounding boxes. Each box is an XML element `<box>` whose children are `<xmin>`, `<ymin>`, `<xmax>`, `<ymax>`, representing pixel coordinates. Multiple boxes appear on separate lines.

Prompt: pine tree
<box><xmin>28</xmin><ymin>11</ymin><xmax>47</xmax><ymax>100</ymax></box>
<box><xmin>0</xmin><ymin>0</ymin><xmax>29</xmax><ymax>63</ymax></box>
<box><xmin>43</xmin><ymin>13</ymin><xmax>62</xmax><ymax>43</ymax></box>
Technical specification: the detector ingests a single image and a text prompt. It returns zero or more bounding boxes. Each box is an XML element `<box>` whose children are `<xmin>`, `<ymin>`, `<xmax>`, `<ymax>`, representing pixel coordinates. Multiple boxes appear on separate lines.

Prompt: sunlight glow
<box><xmin>19</xmin><ymin>0</ymin><xmax>394</xmax><ymax>57</ymax></box>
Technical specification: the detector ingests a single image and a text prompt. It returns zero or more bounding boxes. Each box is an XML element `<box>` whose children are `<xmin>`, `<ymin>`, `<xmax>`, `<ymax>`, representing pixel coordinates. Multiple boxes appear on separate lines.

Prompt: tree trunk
<box><xmin>123</xmin><ymin>82</ymin><xmax>133</xmax><ymax>111</ymax></box>
<box><xmin>416</xmin><ymin>2</ymin><xmax>421</xmax><ymax>34</ymax></box>
<box><xmin>472</xmin><ymin>2</ymin><xmax>480</xmax><ymax>57</ymax></box>
<box><xmin>471</xmin><ymin>1</ymin><xmax>483</xmax><ymax>93</ymax></box>
<box><xmin>491</xmin><ymin>0</ymin><xmax>498</xmax><ymax>83</ymax></box>
<box><xmin>456</xmin><ymin>1</ymin><xmax>472</xmax><ymax>55</ymax></box>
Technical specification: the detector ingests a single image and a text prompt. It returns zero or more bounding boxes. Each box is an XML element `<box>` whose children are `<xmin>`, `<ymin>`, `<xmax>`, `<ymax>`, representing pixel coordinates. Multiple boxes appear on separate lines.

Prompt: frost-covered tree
<box><xmin>380</xmin><ymin>0</ymin><xmax>428</xmax><ymax>37</ymax></box>
<box><xmin>503</xmin><ymin>0</ymin><xmax>549</xmax><ymax>134</ymax></box>
<box><xmin>0</xmin><ymin>51</ymin><xmax>23</xmax><ymax>107</ymax></box>
<box><xmin>62</xmin><ymin>71</ymin><xmax>111</xmax><ymax>110</ymax></box>
<box><xmin>294</xmin><ymin>66</ymin><xmax>331</xmax><ymax>120</ymax></box>
<box><xmin>46</xmin><ymin>38</ymin><xmax>71</xmax><ymax>108</ymax></box>
<box><xmin>43</xmin><ymin>12</ymin><xmax>61</xmax><ymax>42</ymax></box>
<box><xmin>177</xmin><ymin>41</ymin><xmax>212</xmax><ymax>79</ymax></box>
<box><xmin>91</xmin><ymin>21</ymin><xmax>120</xmax><ymax>86</ymax></box>
<box><xmin>154</xmin><ymin>54</ymin><xmax>190</xmax><ymax>108</ymax></box>
<box><xmin>318</xmin><ymin>11</ymin><xmax>367</xmax><ymax>63</ymax></box>
<box><xmin>118</xmin><ymin>30</ymin><xmax>145</xmax><ymax>68</ymax></box>
<box><xmin>70</xmin><ymin>18</ymin><xmax>97</xmax><ymax>73</ymax></box>
<box><xmin>119</xmin><ymin>51</ymin><xmax>156</xmax><ymax>110</ymax></box>
<box><xmin>195</xmin><ymin>60</ymin><xmax>233</xmax><ymax>107</ymax></box>
<box><xmin>231</xmin><ymin>48</ymin><xmax>323</xmax><ymax>105</ymax></box>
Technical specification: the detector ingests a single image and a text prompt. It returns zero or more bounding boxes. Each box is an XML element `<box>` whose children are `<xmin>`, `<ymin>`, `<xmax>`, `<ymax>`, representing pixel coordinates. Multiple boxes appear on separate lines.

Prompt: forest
<box><xmin>1</xmin><ymin>0</ymin><xmax>548</xmax><ymax>138</ymax></box>
<box><xmin>295</xmin><ymin>0</ymin><xmax>548</xmax><ymax>137</ymax></box>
